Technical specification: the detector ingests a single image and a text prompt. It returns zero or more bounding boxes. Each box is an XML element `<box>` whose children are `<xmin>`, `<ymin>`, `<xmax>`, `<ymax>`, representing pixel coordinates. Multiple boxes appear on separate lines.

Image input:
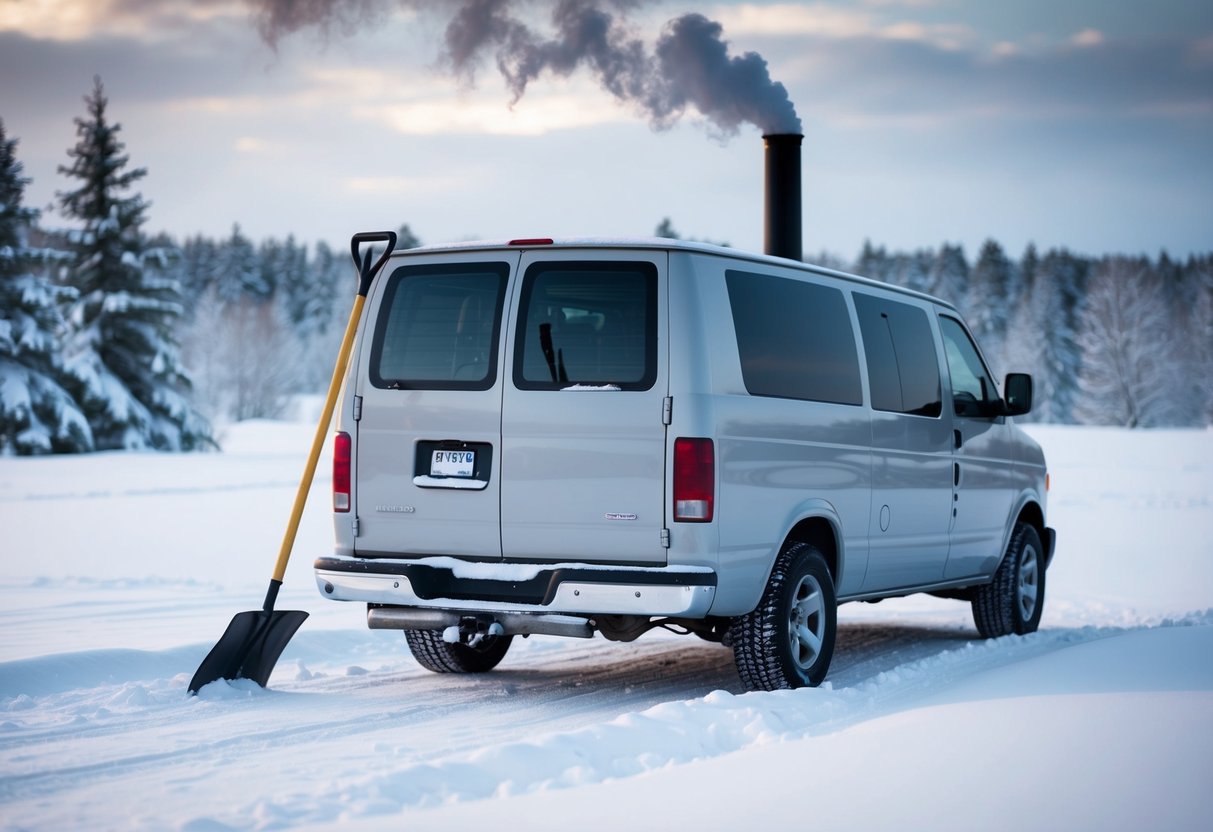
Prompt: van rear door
<box><xmin>353</xmin><ymin>252</ymin><xmax>519</xmax><ymax>559</ymax></box>
<box><xmin>501</xmin><ymin>250</ymin><xmax>669</xmax><ymax>565</ymax></box>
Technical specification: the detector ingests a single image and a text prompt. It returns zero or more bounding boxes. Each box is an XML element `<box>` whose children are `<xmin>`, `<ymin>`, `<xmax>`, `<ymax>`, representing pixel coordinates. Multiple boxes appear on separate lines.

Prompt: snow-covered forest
<box><xmin>3</xmin><ymin>86</ymin><xmax>1211</xmax><ymax>455</ymax></box>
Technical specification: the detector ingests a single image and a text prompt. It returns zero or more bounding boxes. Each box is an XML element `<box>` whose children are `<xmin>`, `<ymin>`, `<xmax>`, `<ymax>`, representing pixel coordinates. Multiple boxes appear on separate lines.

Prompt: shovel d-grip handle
<box><xmin>351</xmin><ymin>231</ymin><xmax>398</xmax><ymax>297</ymax></box>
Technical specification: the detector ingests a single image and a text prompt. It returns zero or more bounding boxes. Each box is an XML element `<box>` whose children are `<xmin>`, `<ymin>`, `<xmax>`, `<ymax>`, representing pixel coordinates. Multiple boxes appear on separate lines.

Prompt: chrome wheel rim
<box><xmin>788</xmin><ymin>573</ymin><xmax>826</xmax><ymax>671</ymax></box>
<box><xmin>1017</xmin><ymin>543</ymin><xmax>1040</xmax><ymax>622</ymax></box>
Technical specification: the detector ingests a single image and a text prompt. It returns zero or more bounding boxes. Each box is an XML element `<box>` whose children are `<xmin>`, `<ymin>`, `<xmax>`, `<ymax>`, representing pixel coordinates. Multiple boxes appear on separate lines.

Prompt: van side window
<box><xmin>370</xmin><ymin>262</ymin><xmax>509</xmax><ymax>390</ymax></box>
<box><xmin>854</xmin><ymin>293</ymin><xmax>943</xmax><ymax>417</ymax></box>
<box><xmin>725</xmin><ymin>270</ymin><xmax>863</xmax><ymax>406</ymax></box>
<box><xmin>939</xmin><ymin>315</ymin><xmax>999</xmax><ymax>417</ymax></box>
<box><xmin>513</xmin><ymin>262</ymin><xmax>657</xmax><ymax>391</ymax></box>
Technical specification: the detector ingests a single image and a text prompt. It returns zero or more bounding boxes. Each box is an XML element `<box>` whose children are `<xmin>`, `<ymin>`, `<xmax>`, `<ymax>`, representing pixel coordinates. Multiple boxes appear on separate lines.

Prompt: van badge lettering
<box><xmin>604</xmin><ymin>513</ymin><xmax>638</xmax><ymax>521</ymax></box>
<box><xmin>377</xmin><ymin>505</ymin><xmax>415</xmax><ymax>514</ymax></box>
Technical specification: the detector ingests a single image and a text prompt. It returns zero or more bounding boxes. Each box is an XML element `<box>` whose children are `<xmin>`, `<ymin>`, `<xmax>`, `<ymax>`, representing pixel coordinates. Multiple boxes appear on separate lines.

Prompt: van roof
<box><xmin>389</xmin><ymin>236</ymin><xmax>958</xmax><ymax>312</ymax></box>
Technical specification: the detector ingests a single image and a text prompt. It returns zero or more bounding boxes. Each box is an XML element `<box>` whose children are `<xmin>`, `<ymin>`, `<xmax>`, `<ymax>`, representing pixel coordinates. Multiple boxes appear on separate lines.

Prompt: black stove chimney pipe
<box><xmin>763</xmin><ymin>133</ymin><xmax>803</xmax><ymax>261</ymax></box>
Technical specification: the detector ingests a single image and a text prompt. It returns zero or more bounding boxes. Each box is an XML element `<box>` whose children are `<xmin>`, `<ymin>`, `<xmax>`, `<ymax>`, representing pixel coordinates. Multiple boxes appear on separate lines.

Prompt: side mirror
<box><xmin>1002</xmin><ymin>373</ymin><xmax>1033</xmax><ymax>417</ymax></box>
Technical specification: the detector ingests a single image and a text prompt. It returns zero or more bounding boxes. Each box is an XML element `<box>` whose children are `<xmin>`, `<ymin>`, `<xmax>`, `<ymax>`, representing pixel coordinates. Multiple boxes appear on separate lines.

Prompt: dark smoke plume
<box><xmin>247</xmin><ymin>0</ymin><xmax>802</xmax><ymax>135</ymax></box>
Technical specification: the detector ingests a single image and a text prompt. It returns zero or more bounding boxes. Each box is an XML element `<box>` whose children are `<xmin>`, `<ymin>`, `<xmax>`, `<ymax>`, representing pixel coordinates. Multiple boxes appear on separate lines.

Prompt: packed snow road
<box><xmin>0</xmin><ymin>421</ymin><xmax>1210</xmax><ymax>830</ymax></box>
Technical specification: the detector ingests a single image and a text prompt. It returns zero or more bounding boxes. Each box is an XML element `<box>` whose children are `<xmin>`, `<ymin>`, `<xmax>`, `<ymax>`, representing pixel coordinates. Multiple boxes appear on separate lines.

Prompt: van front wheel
<box><xmin>730</xmin><ymin>542</ymin><xmax>837</xmax><ymax>691</ymax></box>
<box><xmin>405</xmin><ymin>629</ymin><xmax>513</xmax><ymax>673</ymax></box>
<box><xmin>971</xmin><ymin>522</ymin><xmax>1046</xmax><ymax>638</ymax></box>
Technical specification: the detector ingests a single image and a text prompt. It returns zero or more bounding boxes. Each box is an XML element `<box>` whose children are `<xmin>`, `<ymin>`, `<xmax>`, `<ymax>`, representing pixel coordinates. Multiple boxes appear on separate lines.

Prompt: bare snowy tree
<box><xmin>1074</xmin><ymin>257</ymin><xmax>1178</xmax><ymax>428</ymax></box>
<box><xmin>1178</xmin><ymin>256</ymin><xmax>1213</xmax><ymax>425</ymax></box>
<box><xmin>183</xmin><ymin>287</ymin><xmax>301</xmax><ymax>423</ymax></box>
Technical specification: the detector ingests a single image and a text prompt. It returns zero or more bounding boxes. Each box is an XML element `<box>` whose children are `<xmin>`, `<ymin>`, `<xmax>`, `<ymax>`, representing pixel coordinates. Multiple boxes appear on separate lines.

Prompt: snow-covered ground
<box><xmin>0</xmin><ymin>421</ymin><xmax>1210</xmax><ymax>831</ymax></box>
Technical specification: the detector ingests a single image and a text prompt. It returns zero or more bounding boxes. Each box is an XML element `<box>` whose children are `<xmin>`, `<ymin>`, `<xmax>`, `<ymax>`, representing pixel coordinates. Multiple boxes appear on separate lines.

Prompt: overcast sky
<box><xmin>1</xmin><ymin>0</ymin><xmax>1210</xmax><ymax>261</ymax></box>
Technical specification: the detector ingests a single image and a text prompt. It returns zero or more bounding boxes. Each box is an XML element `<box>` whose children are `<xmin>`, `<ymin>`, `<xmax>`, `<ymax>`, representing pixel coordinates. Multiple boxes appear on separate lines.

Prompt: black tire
<box><xmin>404</xmin><ymin>628</ymin><xmax>513</xmax><ymax>673</ymax></box>
<box><xmin>730</xmin><ymin>542</ymin><xmax>837</xmax><ymax>691</ymax></box>
<box><xmin>971</xmin><ymin>522</ymin><xmax>1046</xmax><ymax>638</ymax></box>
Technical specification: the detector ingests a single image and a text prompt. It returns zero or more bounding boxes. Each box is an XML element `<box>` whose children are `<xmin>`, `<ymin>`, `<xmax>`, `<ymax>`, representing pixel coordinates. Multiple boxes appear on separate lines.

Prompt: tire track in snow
<box><xmin>0</xmin><ymin>618</ymin><xmax>1163</xmax><ymax>822</ymax></box>
<box><xmin>0</xmin><ymin>639</ymin><xmax>737</xmax><ymax>806</ymax></box>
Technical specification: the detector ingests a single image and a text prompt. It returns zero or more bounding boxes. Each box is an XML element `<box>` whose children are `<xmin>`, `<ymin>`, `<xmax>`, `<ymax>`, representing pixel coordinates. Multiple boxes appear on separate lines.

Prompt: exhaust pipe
<box><xmin>763</xmin><ymin>133</ymin><xmax>803</xmax><ymax>262</ymax></box>
<box><xmin>367</xmin><ymin>606</ymin><xmax>595</xmax><ymax>639</ymax></box>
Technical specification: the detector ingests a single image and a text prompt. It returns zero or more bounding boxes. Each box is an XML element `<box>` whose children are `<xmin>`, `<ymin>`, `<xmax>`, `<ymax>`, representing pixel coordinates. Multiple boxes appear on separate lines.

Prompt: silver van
<box><xmin>314</xmin><ymin>237</ymin><xmax>1056</xmax><ymax>691</ymax></box>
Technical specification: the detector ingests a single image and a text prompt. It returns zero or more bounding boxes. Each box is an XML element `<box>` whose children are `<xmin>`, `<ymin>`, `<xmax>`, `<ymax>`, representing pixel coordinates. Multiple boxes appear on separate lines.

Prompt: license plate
<box><xmin>431</xmin><ymin>449</ymin><xmax>475</xmax><ymax>478</ymax></box>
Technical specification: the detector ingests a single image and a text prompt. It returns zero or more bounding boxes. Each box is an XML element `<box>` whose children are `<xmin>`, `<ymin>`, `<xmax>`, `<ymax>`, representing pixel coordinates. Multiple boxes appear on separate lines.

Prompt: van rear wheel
<box><xmin>730</xmin><ymin>541</ymin><xmax>837</xmax><ymax>691</ymax></box>
<box><xmin>405</xmin><ymin>629</ymin><xmax>513</xmax><ymax>673</ymax></box>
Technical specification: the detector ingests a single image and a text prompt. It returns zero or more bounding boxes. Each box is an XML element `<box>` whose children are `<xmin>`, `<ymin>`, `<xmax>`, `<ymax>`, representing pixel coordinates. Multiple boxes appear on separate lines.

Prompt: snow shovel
<box><xmin>189</xmin><ymin>231</ymin><xmax>398</xmax><ymax>694</ymax></box>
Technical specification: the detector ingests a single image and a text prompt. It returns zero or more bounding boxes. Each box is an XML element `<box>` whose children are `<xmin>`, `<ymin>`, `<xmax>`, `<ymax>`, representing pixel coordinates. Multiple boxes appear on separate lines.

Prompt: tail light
<box><xmin>333</xmin><ymin>431</ymin><xmax>351</xmax><ymax>512</ymax></box>
<box><xmin>673</xmin><ymin>437</ymin><xmax>714</xmax><ymax>522</ymax></box>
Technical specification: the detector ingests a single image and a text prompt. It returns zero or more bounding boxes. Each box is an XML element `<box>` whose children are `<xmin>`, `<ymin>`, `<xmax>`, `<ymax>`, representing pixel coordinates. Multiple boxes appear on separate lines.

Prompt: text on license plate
<box><xmin>431</xmin><ymin>450</ymin><xmax>475</xmax><ymax>478</ymax></box>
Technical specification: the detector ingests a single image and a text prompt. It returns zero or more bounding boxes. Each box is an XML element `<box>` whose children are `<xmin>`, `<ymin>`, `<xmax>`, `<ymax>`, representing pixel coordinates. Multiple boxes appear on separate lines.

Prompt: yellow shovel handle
<box><xmin>270</xmin><ymin>293</ymin><xmax>367</xmax><ymax>584</ymax></box>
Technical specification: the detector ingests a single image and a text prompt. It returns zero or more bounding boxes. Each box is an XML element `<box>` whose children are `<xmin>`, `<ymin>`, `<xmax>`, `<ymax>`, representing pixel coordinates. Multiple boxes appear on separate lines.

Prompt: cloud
<box><xmin>711</xmin><ymin>2</ymin><xmax>975</xmax><ymax>51</ymax></box>
<box><xmin>302</xmin><ymin>65</ymin><xmax>632</xmax><ymax>136</ymax></box>
<box><xmin>1070</xmin><ymin>28</ymin><xmax>1105</xmax><ymax>48</ymax></box>
<box><xmin>354</xmin><ymin>93</ymin><xmax>628</xmax><ymax>136</ymax></box>
<box><xmin>0</xmin><ymin>17</ymin><xmax>274</xmax><ymax>114</ymax></box>
<box><xmin>343</xmin><ymin>173</ymin><xmax>473</xmax><ymax>195</ymax></box>
<box><xmin>234</xmin><ymin>136</ymin><xmax>272</xmax><ymax>152</ymax></box>
<box><xmin>753</xmin><ymin>24</ymin><xmax>1213</xmax><ymax>128</ymax></box>
<box><xmin>0</xmin><ymin>0</ymin><xmax>247</xmax><ymax>42</ymax></box>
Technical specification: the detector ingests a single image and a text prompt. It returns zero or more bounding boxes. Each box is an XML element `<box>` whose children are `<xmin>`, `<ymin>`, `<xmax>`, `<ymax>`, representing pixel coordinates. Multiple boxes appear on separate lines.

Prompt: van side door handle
<box><xmin>953</xmin><ymin>429</ymin><xmax>963</xmax><ymax>449</ymax></box>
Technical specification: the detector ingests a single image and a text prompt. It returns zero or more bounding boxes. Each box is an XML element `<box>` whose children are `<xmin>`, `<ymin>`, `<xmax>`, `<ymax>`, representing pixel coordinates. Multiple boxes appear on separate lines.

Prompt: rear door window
<box><xmin>513</xmin><ymin>262</ymin><xmax>658</xmax><ymax>390</ymax></box>
<box><xmin>370</xmin><ymin>262</ymin><xmax>510</xmax><ymax>390</ymax></box>
<box><xmin>725</xmin><ymin>270</ymin><xmax>863</xmax><ymax>405</ymax></box>
<box><xmin>854</xmin><ymin>293</ymin><xmax>943</xmax><ymax>417</ymax></box>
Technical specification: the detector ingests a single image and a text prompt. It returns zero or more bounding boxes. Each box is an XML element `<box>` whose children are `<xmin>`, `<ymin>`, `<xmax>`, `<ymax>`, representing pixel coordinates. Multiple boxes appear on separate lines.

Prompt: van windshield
<box><xmin>370</xmin><ymin>262</ymin><xmax>510</xmax><ymax>390</ymax></box>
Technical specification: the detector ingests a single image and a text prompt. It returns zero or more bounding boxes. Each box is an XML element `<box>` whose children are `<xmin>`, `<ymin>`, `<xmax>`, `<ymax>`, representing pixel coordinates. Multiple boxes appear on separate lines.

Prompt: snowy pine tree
<box><xmin>930</xmin><ymin>243</ymin><xmax>970</xmax><ymax>307</ymax></box>
<box><xmin>966</xmin><ymin>239</ymin><xmax>1015</xmax><ymax>376</ymax></box>
<box><xmin>1011</xmin><ymin>249</ymin><xmax>1087</xmax><ymax>423</ymax></box>
<box><xmin>892</xmin><ymin>249</ymin><xmax>935</xmax><ymax>294</ymax></box>
<box><xmin>0</xmin><ymin>119</ymin><xmax>92</xmax><ymax>454</ymax></box>
<box><xmin>291</xmin><ymin>239</ymin><xmax>353</xmax><ymax>392</ymax></box>
<box><xmin>56</xmin><ymin>77</ymin><xmax>212</xmax><ymax>450</ymax></box>
<box><xmin>212</xmin><ymin>224</ymin><xmax>265</xmax><ymax>303</ymax></box>
<box><xmin>175</xmin><ymin>234</ymin><xmax>219</xmax><ymax>308</ymax></box>
<box><xmin>654</xmin><ymin>217</ymin><xmax>680</xmax><ymax>239</ymax></box>
<box><xmin>855</xmin><ymin>240</ymin><xmax>892</xmax><ymax>284</ymax></box>
<box><xmin>395</xmin><ymin>223</ymin><xmax>422</xmax><ymax>251</ymax></box>
<box><xmin>999</xmin><ymin>244</ymin><xmax>1039</xmax><ymax>378</ymax></box>
<box><xmin>1045</xmin><ymin>249</ymin><xmax>1087</xmax><ymax>423</ymax></box>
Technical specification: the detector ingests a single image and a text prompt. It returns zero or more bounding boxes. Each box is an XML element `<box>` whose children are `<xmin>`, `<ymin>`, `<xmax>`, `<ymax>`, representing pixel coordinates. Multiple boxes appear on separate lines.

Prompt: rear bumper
<box><xmin>313</xmin><ymin>555</ymin><xmax>718</xmax><ymax>618</ymax></box>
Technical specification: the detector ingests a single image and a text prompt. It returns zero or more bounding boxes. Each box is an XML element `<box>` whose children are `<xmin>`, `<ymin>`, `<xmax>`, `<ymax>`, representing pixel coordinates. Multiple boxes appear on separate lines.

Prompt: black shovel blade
<box><xmin>188</xmin><ymin>609</ymin><xmax>309</xmax><ymax>694</ymax></box>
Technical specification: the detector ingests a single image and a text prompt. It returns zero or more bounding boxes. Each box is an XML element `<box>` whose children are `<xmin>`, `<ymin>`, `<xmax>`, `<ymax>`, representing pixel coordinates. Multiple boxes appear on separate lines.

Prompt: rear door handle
<box><xmin>953</xmin><ymin>429</ymin><xmax>963</xmax><ymax>449</ymax></box>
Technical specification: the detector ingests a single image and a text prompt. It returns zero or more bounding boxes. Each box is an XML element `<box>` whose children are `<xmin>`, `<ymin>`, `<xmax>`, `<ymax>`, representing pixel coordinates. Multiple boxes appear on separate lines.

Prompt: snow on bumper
<box><xmin>313</xmin><ymin>555</ymin><xmax>717</xmax><ymax>617</ymax></box>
